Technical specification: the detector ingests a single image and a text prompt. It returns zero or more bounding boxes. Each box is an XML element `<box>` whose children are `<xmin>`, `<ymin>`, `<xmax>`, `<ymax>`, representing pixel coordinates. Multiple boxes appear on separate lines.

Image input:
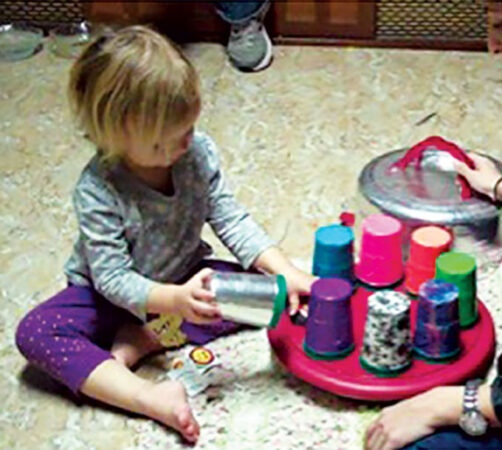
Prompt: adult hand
<box><xmin>454</xmin><ymin>152</ymin><xmax>502</xmax><ymax>201</ymax></box>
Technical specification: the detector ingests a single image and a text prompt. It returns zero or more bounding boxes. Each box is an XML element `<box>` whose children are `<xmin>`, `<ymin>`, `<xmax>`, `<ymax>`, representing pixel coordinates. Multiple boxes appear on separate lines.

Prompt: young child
<box><xmin>15</xmin><ymin>26</ymin><xmax>314</xmax><ymax>443</ymax></box>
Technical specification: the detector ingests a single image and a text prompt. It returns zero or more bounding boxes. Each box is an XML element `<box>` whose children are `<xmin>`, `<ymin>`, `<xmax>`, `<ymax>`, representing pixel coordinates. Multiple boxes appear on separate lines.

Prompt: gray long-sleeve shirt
<box><xmin>64</xmin><ymin>132</ymin><xmax>275</xmax><ymax>321</ymax></box>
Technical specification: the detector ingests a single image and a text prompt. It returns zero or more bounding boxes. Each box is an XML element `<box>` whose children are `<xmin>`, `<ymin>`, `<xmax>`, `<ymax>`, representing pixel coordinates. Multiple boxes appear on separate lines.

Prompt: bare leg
<box><xmin>80</xmin><ymin>359</ymin><xmax>200</xmax><ymax>443</ymax></box>
<box><xmin>111</xmin><ymin>322</ymin><xmax>163</xmax><ymax>367</ymax></box>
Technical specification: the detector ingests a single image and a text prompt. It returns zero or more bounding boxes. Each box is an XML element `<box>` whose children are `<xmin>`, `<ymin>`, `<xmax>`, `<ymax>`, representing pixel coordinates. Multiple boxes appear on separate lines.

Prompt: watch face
<box><xmin>459</xmin><ymin>412</ymin><xmax>488</xmax><ymax>436</ymax></box>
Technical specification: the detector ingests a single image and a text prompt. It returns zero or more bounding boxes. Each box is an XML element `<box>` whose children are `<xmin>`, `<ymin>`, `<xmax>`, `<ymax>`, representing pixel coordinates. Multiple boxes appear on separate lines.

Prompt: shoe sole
<box><xmin>250</xmin><ymin>27</ymin><xmax>273</xmax><ymax>72</ymax></box>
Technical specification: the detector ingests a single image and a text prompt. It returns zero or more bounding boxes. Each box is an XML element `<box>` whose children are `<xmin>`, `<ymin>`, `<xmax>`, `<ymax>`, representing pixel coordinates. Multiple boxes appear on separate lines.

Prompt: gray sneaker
<box><xmin>227</xmin><ymin>19</ymin><xmax>273</xmax><ymax>72</ymax></box>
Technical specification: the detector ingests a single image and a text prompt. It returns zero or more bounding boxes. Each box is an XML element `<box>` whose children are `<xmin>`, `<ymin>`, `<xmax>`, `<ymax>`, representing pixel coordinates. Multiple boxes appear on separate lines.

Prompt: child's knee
<box><xmin>15</xmin><ymin>307</ymin><xmax>60</xmax><ymax>359</ymax></box>
<box><xmin>15</xmin><ymin>309</ymin><xmax>39</xmax><ymax>357</ymax></box>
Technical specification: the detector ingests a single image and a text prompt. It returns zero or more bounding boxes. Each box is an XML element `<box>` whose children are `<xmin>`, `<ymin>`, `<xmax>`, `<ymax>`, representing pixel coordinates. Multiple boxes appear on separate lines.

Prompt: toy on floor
<box><xmin>360</xmin><ymin>290</ymin><xmax>412</xmax><ymax>375</ymax></box>
<box><xmin>413</xmin><ymin>279</ymin><xmax>461</xmax><ymax>361</ymax></box>
<box><xmin>405</xmin><ymin>226</ymin><xmax>452</xmax><ymax>295</ymax></box>
<box><xmin>356</xmin><ymin>214</ymin><xmax>404</xmax><ymax>287</ymax></box>
<box><xmin>436</xmin><ymin>252</ymin><xmax>477</xmax><ymax>328</ymax></box>
<box><xmin>267</xmin><ymin>136</ymin><xmax>500</xmax><ymax>399</ymax></box>
<box><xmin>204</xmin><ymin>271</ymin><xmax>288</xmax><ymax>328</ymax></box>
<box><xmin>167</xmin><ymin>347</ymin><xmax>220</xmax><ymax>397</ymax></box>
<box><xmin>266</xmin><ymin>202</ymin><xmax>497</xmax><ymax>399</ymax></box>
<box><xmin>268</xmin><ymin>283</ymin><xmax>495</xmax><ymax>400</ymax></box>
<box><xmin>303</xmin><ymin>215</ymin><xmax>481</xmax><ymax>373</ymax></box>
<box><xmin>312</xmin><ymin>224</ymin><xmax>354</xmax><ymax>280</ymax></box>
<box><xmin>358</xmin><ymin>136</ymin><xmax>502</xmax><ymax>270</ymax></box>
<box><xmin>147</xmin><ymin>312</ymin><xmax>187</xmax><ymax>348</ymax></box>
<box><xmin>304</xmin><ymin>278</ymin><xmax>354</xmax><ymax>360</ymax></box>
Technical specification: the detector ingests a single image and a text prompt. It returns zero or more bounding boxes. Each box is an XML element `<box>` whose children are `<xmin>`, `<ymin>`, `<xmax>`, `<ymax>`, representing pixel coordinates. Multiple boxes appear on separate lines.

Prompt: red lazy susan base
<box><xmin>267</xmin><ymin>285</ymin><xmax>496</xmax><ymax>401</ymax></box>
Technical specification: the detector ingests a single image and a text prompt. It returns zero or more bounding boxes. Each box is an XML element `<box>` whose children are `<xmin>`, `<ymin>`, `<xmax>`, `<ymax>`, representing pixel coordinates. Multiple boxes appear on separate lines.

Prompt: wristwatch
<box><xmin>459</xmin><ymin>379</ymin><xmax>489</xmax><ymax>436</ymax></box>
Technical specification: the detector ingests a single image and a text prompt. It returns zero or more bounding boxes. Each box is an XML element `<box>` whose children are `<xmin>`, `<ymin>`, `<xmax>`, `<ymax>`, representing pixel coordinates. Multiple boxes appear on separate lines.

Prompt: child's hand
<box><xmin>282</xmin><ymin>267</ymin><xmax>317</xmax><ymax>315</ymax></box>
<box><xmin>252</xmin><ymin>247</ymin><xmax>316</xmax><ymax>315</ymax></box>
<box><xmin>454</xmin><ymin>152</ymin><xmax>502</xmax><ymax>201</ymax></box>
<box><xmin>173</xmin><ymin>268</ymin><xmax>222</xmax><ymax>324</ymax></box>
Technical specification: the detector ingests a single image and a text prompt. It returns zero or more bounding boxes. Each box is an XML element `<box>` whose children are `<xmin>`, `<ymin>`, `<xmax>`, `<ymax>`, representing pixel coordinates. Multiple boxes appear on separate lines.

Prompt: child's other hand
<box><xmin>174</xmin><ymin>268</ymin><xmax>222</xmax><ymax>323</ymax></box>
<box><xmin>282</xmin><ymin>267</ymin><xmax>317</xmax><ymax>315</ymax></box>
<box><xmin>454</xmin><ymin>152</ymin><xmax>502</xmax><ymax>200</ymax></box>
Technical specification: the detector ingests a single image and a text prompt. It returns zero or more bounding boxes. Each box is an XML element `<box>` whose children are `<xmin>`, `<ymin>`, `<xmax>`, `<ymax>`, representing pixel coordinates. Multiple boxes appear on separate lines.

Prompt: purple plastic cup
<box><xmin>414</xmin><ymin>279</ymin><xmax>460</xmax><ymax>361</ymax></box>
<box><xmin>304</xmin><ymin>278</ymin><xmax>354</xmax><ymax>360</ymax></box>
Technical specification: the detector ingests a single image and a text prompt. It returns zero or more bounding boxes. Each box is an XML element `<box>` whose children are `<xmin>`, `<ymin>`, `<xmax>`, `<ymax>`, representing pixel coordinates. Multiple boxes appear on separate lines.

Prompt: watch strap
<box><xmin>463</xmin><ymin>379</ymin><xmax>482</xmax><ymax>414</ymax></box>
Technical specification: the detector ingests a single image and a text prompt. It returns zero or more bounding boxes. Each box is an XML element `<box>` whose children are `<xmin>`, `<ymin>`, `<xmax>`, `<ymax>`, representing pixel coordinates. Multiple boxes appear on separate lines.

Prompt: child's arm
<box><xmin>253</xmin><ymin>246</ymin><xmax>315</xmax><ymax>314</ymax></box>
<box><xmin>200</xmin><ymin>133</ymin><xmax>315</xmax><ymax>313</ymax></box>
<box><xmin>72</xmin><ymin>173</ymin><xmax>219</xmax><ymax>323</ymax></box>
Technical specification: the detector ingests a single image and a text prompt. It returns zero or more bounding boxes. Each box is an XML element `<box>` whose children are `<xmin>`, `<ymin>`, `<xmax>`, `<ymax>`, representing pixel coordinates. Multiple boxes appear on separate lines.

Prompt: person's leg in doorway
<box><xmin>215</xmin><ymin>1</ymin><xmax>273</xmax><ymax>72</ymax></box>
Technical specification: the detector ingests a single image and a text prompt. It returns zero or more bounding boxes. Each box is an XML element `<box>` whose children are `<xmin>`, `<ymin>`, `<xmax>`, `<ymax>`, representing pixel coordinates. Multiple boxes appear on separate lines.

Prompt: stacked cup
<box><xmin>413</xmin><ymin>279</ymin><xmax>461</xmax><ymax>361</ymax></box>
<box><xmin>435</xmin><ymin>252</ymin><xmax>477</xmax><ymax>328</ymax></box>
<box><xmin>312</xmin><ymin>224</ymin><xmax>354</xmax><ymax>281</ymax></box>
<box><xmin>405</xmin><ymin>226</ymin><xmax>452</xmax><ymax>295</ymax></box>
<box><xmin>356</xmin><ymin>214</ymin><xmax>404</xmax><ymax>287</ymax></box>
<box><xmin>304</xmin><ymin>278</ymin><xmax>354</xmax><ymax>360</ymax></box>
<box><xmin>360</xmin><ymin>290</ymin><xmax>412</xmax><ymax>374</ymax></box>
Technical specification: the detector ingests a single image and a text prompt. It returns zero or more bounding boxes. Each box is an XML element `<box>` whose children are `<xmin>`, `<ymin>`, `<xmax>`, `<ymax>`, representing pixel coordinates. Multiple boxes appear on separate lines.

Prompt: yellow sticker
<box><xmin>189</xmin><ymin>347</ymin><xmax>215</xmax><ymax>365</ymax></box>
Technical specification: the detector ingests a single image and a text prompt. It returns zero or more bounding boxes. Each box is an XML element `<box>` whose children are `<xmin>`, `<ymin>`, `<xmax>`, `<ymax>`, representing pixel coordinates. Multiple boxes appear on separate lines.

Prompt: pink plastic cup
<box><xmin>356</xmin><ymin>214</ymin><xmax>404</xmax><ymax>287</ymax></box>
<box><xmin>405</xmin><ymin>226</ymin><xmax>452</xmax><ymax>295</ymax></box>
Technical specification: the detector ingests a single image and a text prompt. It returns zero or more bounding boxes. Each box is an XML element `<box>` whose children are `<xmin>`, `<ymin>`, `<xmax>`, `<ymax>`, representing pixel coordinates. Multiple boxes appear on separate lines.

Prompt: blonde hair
<box><xmin>68</xmin><ymin>25</ymin><xmax>200</xmax><ymax>161</ymax></box>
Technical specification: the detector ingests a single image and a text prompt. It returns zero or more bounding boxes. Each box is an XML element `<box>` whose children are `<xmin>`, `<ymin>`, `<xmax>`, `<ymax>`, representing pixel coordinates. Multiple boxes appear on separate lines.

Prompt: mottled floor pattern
<box><xmin>1</xmin><ymin>41</ymin><xmax>502</xmax><ymax>449</ymax></box>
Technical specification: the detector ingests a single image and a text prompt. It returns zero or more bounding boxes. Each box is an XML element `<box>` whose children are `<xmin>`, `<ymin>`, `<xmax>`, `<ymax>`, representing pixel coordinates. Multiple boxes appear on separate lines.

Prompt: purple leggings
<box><xmin>15</xmin><ymin>260</ymin><xmax>250</xmax><ymax>395</ymax></box>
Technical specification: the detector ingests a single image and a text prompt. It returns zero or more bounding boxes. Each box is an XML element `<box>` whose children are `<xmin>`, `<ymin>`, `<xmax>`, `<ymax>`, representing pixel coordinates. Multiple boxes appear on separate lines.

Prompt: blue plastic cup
<box><xmin>414</xmin><ymin>279</ymin><xmax>460</xmax><ymax>361</ymax></box>
<box><xmin>312</xmin><ymin>224</ymin><xmax>354</xmax><ymax>281</ymax></box>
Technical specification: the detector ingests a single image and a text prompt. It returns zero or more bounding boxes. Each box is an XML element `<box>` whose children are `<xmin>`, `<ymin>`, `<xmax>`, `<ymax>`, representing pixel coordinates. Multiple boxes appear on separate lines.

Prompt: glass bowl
<box><xmin>0</xmin><ymin>23</ymin><xmax>43</xmax><ymax>61</ymax></box>
<box><xmin>49</xmin><ymin>21</ymin><xmax>94</xmax><ymax>59</ymax></box>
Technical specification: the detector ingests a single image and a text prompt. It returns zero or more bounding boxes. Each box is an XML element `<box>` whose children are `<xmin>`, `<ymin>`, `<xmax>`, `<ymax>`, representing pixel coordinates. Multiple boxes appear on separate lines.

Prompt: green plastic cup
<box><xmin>435</xmin><ymin>252</ymin><xmax>477</xmax><ymax>328</ymax></box>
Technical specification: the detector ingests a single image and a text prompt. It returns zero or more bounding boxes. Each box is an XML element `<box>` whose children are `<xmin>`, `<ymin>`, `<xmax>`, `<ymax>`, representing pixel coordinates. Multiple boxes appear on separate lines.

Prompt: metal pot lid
<box><xmin>359</xmin><ymin>147</ymin><xmax>501</xmax><ymax>225</ymax></box>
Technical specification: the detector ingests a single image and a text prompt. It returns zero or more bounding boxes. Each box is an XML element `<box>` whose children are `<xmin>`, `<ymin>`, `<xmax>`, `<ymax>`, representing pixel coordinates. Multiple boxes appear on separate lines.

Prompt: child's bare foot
<box><xmin>137</xmin><ymin>379</ymin><xmax>200</xmax><ymax>443</ymax></box>
<box><xmin>111</xmin><ymin>323</ymin><xmax>163</xmax><ymax>367</ymax></box>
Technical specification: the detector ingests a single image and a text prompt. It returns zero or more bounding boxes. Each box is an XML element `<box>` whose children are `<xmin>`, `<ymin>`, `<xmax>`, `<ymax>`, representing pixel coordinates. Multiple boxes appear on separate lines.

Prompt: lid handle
<box><xmin>391</xmin><ymin>136</ymin><xmax>475</xmax><ymax>200</ymax></box>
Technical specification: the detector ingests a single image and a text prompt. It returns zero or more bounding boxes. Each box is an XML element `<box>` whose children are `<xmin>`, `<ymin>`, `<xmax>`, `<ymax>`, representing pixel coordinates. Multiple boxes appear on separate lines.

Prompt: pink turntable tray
<box><xmin>267</xmin><ymin>285</ymin><xmax>496</xmax><ymax>401</ymax></box>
